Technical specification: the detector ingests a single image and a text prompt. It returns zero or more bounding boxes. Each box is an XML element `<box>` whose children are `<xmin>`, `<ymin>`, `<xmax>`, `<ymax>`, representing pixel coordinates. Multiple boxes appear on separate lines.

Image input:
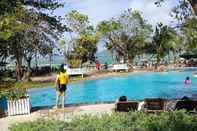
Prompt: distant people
<box><xmin>55</xmin><ymin>64</ymin><xmax>69</xmax><ymax>110</ymax></box>
<box><xmin>104</xmin><ymin>62</ymin><xmax>108</xmax><ymax>70</ymax></box>
<box><xmin>117</xmin><ymin>96</ymin><xmax>127</xmax><ymax>102</ymax></box>
<box><xmin>184</xmin><ymin>76</ymin><xmax>190</xmax><ymax>85</ymax></box>
<box><xmin>181</xmin><ymin>96</ymin><xmax>190</xmax><ymax>101</ymax></box>
<box><xmin>115</xmin><ymin>96</ymin><xmax>127</xmax><ymax>111</ymax></box>
<box><xmin>119</xmin><ymin>96</ymin><xmax>127</xmax><ymax>102</ymax></box>
<box><xmin>115</xmin><ymin>96</ymin><xmax>127</xmax><ymax>109</ymax></box>
<box><xmin>95</xmin><ymin>60</ymin><xmax>101</xmax><ymax>70</ymax></box>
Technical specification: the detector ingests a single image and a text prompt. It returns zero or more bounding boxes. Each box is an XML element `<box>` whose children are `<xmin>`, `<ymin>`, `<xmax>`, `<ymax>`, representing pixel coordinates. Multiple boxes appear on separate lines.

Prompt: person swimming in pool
<box><xmin>184</xmin><ymin>76</ymin><xmax>190</xmax><ymax>85</ymax></box>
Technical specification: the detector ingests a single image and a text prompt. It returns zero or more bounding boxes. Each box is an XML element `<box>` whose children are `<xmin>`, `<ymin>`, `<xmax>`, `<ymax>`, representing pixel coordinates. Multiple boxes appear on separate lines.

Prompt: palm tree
<box><xmin>152</xmin><ymin>23</ymin><xmax>179</xmax><ymax>69</ymax></box>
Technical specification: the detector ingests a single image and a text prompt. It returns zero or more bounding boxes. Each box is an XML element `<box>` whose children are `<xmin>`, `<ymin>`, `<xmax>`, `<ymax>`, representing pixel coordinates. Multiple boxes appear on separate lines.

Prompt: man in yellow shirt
<box><xmin>55</xmin><ymin>64</ymin><xmax>69</xmax><ymax>110</ymax></box>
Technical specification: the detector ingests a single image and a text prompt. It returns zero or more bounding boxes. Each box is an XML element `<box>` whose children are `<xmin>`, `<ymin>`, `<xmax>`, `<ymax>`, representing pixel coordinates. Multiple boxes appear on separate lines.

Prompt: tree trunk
<box><xmin>194</xmin><ymin>3</ymin><xmax>197</xmax><ymax>15</ymax></box>
<box><xmin>16</xmin><ymin>57</ymin><xmax>23</xmax><ymax>81</ymax></box>
<box><xmin>173</xmin><ymin>56</ymin><xmax>177</xmax><ymax>65</ymax></box>
<box><xmin>64</xmin><ymin>55</ymin><xmax>67</xmax><ymax>65</ymax></box>
<box><xmin>49</xmin><ymin>53</ymin><xmax>52</xmax><ymax>72</ymax></box>
<box><xmin>167</xmin><ymin>52</ymin><xmax>170</xmax><ymax>64</ymax></box>
<box><xmin>111</xmin><ymin>50</ymin><xmax>115</xmax><ymax>63</ymax></box>
<box><xmin>80</xmin><ymin>59</ymin><xmax>83</xmax><ymax>68</ymax></box>
<box><xmin>189</xmin><ymin>0</ymin><xmax>197</xmax><ymax>15</ymax></box>
<box><xmin>35</xmin><ymin>51</ymin><xmax>38</xmax><ymax>68</ymax></box>
<box><xmin>173</xmin><ymin>51</ymin><xmax>176</xmax><ymax>65</ymax></box>
<box><xmin>155</xmin><ymin>55</ymin><xmax>160</xmax><ymax>70</ymax></box>
<box><xmin>128</xmin><ymin>55</ymin><xmax>133</xmax><ymax>72</ymax></box>
<box><xmin>25</xmin><ymin>58</ymin><xmax>32</xmax><ymax>81</ymax></box>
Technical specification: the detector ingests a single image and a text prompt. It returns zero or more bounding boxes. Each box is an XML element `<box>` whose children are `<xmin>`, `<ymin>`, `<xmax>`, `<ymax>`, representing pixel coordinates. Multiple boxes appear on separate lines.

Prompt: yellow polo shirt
<box><xmin>57</xmin><ymin>72</ymin><xmax>69</xmax><ymax>85</ymax></box>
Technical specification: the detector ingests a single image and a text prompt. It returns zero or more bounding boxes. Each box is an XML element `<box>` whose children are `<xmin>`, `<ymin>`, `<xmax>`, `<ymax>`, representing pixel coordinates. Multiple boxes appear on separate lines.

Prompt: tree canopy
<box><xmin>155</xmin><ymin>0</ymin><xmax>197</xmax><ymax>17</ymax></box>
<box><xmin>64</xmin><ymin>10</ymin><xmax>99</xmax><ymax>66</ymax></box>
<box><xmin>98</xmin><ymin>9</ymin><xmax>152</xmax><ymax>67</ymax></box>
<box><xmin>0</xmin><ymin>0</ymin><xmax>196</xmax><ymax>79</ymax></box>
<box><xmin>181</xmin><ymin>17</ymin><xmax>197</xmax><ymax>50</ymax></box>
<box><xmin>0</xmin><ymin>0</ymin><xmax>65</xmax><ymax>80</ymax></box>
<box><xmin>150</xmin><ymin>23</ymin><xmax>181</xmax><ymax>68</ymax></box>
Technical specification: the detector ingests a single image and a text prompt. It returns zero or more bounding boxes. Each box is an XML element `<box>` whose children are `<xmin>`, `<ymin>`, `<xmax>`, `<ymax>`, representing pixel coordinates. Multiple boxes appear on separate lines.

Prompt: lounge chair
<box><xmin>67</xmin><ymin>68</ymin><xmax>85</xmax><ymax>78</ymax></box>
<box><xmin>175</xmin><ymin>100</ymin><xmax>197</xmax><ymax>112</ymax></box>
<box><xmin>144</xmin><ymin>98</ymin><xmax>166</xmax><ymax>112</ymax></box>
<box><xmin>115</xmin><ymin>101</ymin><xmax>139</xmax><ymax>112</ymax></box>
<box><xmin>112</xmin><ymin>64</ymin><xmax>129</xmax><ymax>72</ymax></box>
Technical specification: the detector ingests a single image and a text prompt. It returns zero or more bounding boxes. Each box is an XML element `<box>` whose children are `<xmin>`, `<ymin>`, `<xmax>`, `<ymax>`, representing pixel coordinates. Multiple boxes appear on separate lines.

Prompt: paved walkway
<box><xmin>0</xmin><ymin>104</ymin><xmax>114</xmax><ymax>131</ymax></box>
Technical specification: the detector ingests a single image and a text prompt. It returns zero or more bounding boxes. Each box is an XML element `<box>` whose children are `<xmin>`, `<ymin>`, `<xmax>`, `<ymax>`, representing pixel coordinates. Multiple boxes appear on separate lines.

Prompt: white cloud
<box><xmin>55</xmin><ymin>0</ymin><xmax>131</xmax><ymax>25</ymax></box>
<box><xmin>129</xmin><ymin>0</ymin><xmax>177</xmax><ymax>27</ymax></box>
<box><xmin>55</xmin><ymin>0</ymin><xmax>178</xmax><ymax>27</ymax></box>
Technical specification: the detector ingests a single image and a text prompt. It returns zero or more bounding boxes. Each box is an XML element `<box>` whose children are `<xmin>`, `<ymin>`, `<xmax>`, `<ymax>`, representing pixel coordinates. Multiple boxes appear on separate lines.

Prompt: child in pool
<box><xmin>184</xmin><ymin>76</ymin><xmax>190</xmax><ymax>85</ymax></box>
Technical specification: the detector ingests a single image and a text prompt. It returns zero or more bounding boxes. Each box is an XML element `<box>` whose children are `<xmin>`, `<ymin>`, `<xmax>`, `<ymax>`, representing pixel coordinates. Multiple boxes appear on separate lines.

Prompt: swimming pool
<box><xmin>28</xmin><ymin>71</ymin><xmax>197</xmax><ymax>107</ymax></box>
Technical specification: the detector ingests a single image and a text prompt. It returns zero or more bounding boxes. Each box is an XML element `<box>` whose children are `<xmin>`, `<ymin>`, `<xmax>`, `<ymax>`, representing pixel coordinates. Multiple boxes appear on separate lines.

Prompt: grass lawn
<box><xmin>0</xmin><ymin>81</ymin><xmax>53</xmax><ymax>91</ymax></box>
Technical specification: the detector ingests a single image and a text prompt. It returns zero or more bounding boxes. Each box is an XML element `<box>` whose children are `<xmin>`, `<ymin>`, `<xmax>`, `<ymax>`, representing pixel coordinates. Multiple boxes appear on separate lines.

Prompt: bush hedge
<box><xmin>0</xmin><ymin>88</ymin><xmax>27</xmax><ymax>100</ymax></box>
<box><xmin>10</xmin><ymin>110</ymin><xmax>197</xmax><ymax>131</ymax></box>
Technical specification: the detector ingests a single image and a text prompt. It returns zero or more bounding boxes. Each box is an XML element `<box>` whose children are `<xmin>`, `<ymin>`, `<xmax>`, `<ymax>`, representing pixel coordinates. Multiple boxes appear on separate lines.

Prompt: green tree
<box><xmin>181</xmin><ymin>17</ymin><xmax>197</xmax><ymax>51</ymax></box>
<box><xmin>0</xmin><ymin>0</ymin><xmax>63</xmax><ymax>40</ymax></box>
<box><xmin>65</xmin><ymin>10</ymin><xmax>99</xmax><ymax>66</ymax></box>
<box><xmin>155</xmin><ymin>0</ymin><xmax>197</xmax><ymax>17</ymax></box>
<box><xmin>21</xmin><ymin>12</ymin><xmax>63</xmax><ymax>80</ymax></box>
<box><xmin>0</xmin><ymin>1</ymin><xmax>65</xmax><ymax>81</ymax></box>
<box><xmin>151</xmin><ymin>23</ymin><xmax>180</xmax><ymax>69</ymax></box>
<box><xmin>0</xmin><ymin>1</ymin><xmax>27</xmax><ymax>40</ymax></box>
<box><xmin>65</xmin><ymin>10</ymin><xmax>90</xmax><ymax>34</ymax></box>
<box><xmin>74</xmin><ymin>32</ymin><xmax>100</xmax><ymax>64</ymax></box>
<box><xmin>189</xmin><ymin>0</ymin><xmax>197</xmax><ymax>14</ymax></box>
<box><xmin>98</xmin><ymin>9</ymin><xmax>152</xmax><ymax>70</ymax></box>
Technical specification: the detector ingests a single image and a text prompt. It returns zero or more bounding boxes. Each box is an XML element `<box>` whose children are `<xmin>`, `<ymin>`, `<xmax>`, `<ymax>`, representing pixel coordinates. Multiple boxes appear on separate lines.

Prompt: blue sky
<box><xmin>54</xmin><ymin>0</ymin><xmax>179</xmax><ymax>52</ymax></box>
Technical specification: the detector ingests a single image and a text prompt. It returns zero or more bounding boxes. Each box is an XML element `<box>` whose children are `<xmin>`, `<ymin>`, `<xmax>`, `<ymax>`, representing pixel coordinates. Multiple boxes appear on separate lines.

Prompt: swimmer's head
<box><xmin>186</xmin><ymin>76</ymin><xmax>190</xmax><ymax>80</ymax></box>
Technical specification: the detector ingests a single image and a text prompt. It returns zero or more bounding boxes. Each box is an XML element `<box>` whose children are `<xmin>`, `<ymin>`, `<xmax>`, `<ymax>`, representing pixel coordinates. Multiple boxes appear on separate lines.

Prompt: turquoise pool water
<box><xmin>28</xmin><ymin>71</ymin><xmax>197</xmax><ymax>107</ymax></box>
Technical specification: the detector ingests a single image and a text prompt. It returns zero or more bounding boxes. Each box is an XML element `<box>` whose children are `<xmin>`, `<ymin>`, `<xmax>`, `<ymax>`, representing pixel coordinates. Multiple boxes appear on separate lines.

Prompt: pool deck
<box><xmin>0</xmin><ymin>103</ymin><xmax>115</xmax><ymax>131</ymax></box>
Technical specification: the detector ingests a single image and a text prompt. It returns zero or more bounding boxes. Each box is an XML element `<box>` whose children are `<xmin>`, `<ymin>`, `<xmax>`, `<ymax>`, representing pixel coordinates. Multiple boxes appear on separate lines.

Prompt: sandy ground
<box><xmin>0</xmin><ymin>103</ymin><xmax>115</xmax><ymax>131</ymax></box>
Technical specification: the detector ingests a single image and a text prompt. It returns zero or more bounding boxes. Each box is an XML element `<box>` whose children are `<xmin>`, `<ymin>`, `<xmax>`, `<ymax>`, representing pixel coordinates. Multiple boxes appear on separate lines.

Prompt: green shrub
<box><xmin>3</xmin><ymin>71</ymin><xmax>12</xmax><ymax>78</ymax></box>
<box><xmin>10</xmin><ymin>119</ymin><xmax>65</xmax><ymax>131</ymax></box>
<box><xmin>69</xmin><ymin>59</ymin><xmax>81</xmax><ymax>68</ymax></box>
<box><xmin>0</xmin><ymin>88</ymin><xmax>27</xmax><ymax>100</ymax></box>
<box><xmin>10</xmin><ymin>111</ymin><xmax>197</xmax><ymax>131</ymax></box>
